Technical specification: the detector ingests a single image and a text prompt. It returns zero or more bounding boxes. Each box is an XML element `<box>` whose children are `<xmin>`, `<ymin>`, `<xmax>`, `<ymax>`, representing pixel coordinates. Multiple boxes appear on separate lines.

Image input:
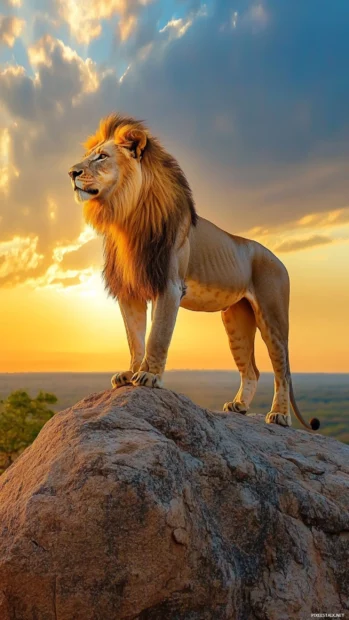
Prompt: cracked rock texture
<box><xmin>0</xmin><ymin>387</ymin><xmax>348</xmax><ymax>620</ymax></box>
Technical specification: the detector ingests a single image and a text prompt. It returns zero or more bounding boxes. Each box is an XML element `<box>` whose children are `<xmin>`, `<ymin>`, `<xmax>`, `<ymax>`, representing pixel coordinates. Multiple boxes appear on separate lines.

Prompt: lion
<box><xmin>68</xmin><ymin>113</ymin><xmax>320</xmax><ymax>431</ymax></box>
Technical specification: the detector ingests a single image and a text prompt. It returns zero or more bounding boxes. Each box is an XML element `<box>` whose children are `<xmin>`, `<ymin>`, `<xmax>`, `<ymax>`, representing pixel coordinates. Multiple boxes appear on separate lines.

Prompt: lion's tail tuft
<box><xmin>289</xmin><ymin>377</ymin><xmax>321</xmax><ymax>431</ymax></box>
<box><xmin>309</xmin><ymin>417</ymin><xmax>320</xmax><ymax>431</ymax></box>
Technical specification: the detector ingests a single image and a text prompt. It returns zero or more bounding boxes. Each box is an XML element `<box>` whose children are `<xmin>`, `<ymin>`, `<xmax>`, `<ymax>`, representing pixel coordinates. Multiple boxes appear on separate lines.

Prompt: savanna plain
<box><xmin>1</xmin><ymin>371</ymin><xmax>348</xmax><ymax>444</ymax></box>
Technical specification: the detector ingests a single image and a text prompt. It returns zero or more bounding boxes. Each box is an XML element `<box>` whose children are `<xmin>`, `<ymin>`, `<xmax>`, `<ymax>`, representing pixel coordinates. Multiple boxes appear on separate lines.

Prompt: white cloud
<box><xmin>159</xmin><ymin>6</ymin><xmax>207</xmax><ymax>40</ymax></box>
<box><xmin>160</xmin><ymin>18</ymin><xmax>192</xmax><ymax>38</ymax></box>
<box><xmin>119</xmin><ymin>64</ymin><xmax>131</xmax><ymax>83</ymax></box>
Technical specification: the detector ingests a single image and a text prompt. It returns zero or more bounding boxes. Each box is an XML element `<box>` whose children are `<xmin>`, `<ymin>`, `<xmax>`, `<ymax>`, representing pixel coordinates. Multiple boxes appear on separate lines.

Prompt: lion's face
<box><xmin>68</xmin><ymin>123</ymin><xmax>148</xmax><ymax>221</ymax></box>
<box><xmin>68</xmin><ymin>140</ymin><xmax>123</xmax><ymax>204</ymax></box>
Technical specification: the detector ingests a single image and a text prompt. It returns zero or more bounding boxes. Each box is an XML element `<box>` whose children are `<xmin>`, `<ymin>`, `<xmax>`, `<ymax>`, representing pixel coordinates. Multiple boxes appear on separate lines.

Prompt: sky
<box><xmin>0</xmin><ymin>0</ymin><xmax>349</xmax><ymax>373</ymax></box>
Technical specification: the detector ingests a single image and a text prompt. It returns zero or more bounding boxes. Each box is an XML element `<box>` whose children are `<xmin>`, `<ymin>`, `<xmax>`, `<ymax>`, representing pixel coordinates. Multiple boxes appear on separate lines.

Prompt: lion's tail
<box><xmin>289</xmin><ymin>376</ymin><xmax>320</xmax><ymax>431</ymax></box>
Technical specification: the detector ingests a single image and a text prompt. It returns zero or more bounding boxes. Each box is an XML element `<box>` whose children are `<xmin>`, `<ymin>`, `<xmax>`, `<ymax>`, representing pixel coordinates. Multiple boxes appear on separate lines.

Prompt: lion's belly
<box><xmin>180</xmin><ymin>280</ymin><xmax>244</xmax><ymax>312</ymax></box>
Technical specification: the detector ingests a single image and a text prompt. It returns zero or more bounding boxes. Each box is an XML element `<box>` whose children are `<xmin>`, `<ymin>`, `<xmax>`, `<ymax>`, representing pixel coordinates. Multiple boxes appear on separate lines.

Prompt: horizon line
<box><xmin>1</xmin><ymin>370</ymin><xmax>349</xmax><ymax>375</ymax></box>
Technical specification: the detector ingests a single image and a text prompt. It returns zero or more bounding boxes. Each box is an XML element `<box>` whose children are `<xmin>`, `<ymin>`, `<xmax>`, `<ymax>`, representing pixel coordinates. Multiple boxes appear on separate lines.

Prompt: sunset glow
<box><xmin>1</xmin><ymin>1</ymin><xmax>349</xmax><ymax>373</ymax></box>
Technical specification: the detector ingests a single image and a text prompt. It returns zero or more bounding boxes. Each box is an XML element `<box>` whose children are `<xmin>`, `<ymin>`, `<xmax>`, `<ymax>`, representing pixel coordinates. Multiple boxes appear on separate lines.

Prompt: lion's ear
<box><xmin>114</xmin><ymin>125</ymin><xmax>148</xmax><ymax>160</ymax></box>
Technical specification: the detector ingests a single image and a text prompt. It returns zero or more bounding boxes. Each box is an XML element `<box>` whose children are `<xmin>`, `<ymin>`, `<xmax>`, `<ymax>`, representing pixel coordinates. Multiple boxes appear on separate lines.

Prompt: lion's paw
<box><xmin>223</xmin><ymin>400</ymin><xmax>248</xmax><ymax>414</ymax></box>
<box><xmin>265</xmin><ymin>412</ymin><xmax>292</xmax><ymax>427</ymax></box>
<box><xmin>131</xmin><ymin>371</ymin><xmax>163</xmax><ymax>388</ymax></box>
<box><xmin>111</xmin><ymin>371</ymin><xmax>133</xmax><ymax>388</ymax></box>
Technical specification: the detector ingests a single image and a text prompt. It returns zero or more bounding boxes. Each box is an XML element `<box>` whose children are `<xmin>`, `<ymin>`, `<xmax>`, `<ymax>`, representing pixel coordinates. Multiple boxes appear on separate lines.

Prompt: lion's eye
<box><xmin>97</xmin><ymin>153</ymin><xmax>108</xmax><ymax>161</ymax></box>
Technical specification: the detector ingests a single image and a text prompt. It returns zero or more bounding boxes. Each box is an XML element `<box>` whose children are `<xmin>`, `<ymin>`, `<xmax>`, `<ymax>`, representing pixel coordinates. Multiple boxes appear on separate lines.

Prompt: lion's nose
<box><xmin>68</xmin><ymin>168</ymin><xmax>83</xmax><ymax>180</ymax></box>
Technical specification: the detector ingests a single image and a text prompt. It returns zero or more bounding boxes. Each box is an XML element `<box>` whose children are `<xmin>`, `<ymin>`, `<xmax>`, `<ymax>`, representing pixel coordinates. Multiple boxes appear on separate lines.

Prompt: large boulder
<box><xmin>0</xmin><ymin>387</ymin><xmax>348</xmax><ymax>620</ymax></box>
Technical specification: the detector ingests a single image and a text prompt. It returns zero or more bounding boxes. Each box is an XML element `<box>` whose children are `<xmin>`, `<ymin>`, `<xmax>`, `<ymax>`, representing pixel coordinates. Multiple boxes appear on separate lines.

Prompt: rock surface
<box><xmin>0</xmin><ymin>386</ymin><xmax>348</xmax><ymax>620</ymax></box>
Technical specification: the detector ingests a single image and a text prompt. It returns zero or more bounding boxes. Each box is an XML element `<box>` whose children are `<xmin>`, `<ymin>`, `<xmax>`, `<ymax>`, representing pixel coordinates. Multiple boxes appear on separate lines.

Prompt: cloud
<box><xmin>159</xmin><ymin>12</ymin><xmax>198</xmax><ymax>40</ymax></box>
<box><xmin>2</xmin><ymin>0</ymin><xmax>22</xmax><ymax>6</ymax></box>
<box><xmin>241</xmin><ymin>205</ymin><xmax>349</xmax><ymax>257</ymax></box>
<box><xmin>0</xmin><ymin>36</ymin><xmax>110</xmax><ymax>288</ymax></box>
<box><xmin>1</xmin><ymin>1</ymin><xmax>349</xmax><ymax>289</ymax></box>
<box><xmin>244</xmin><ymin>3</ymin><xmax>269</xmax><ymax>31</ymax></box>
<box><xmin>25</xmin><ymin>263</ymin><xmax>96</xmax><ymax>290</ymax></box>
<box><xmin>119</xmin><ymin>14</ymin><xmax>138</xmax><ymax>42</ymax></box>
<box><xmin>110</xmin><ymin>0</ymin><xmax>349</xmax><ymax>229</ymax></box>
<box><xmin>296</xmin><ymin>208</ymin><xmax>349</xmax><ymax>230</ymax></box>
<box><xmin>0</xmin><ymin>236</ymin><xmax>44</xmax><ymax>286</ymax></box>
<box><xmin>50</xmin><ymin>274</ymin><xmax>84</xmax><ymax>287</ymax></box>
<box><xmin>274</xmin><ymin>234</ymin><xmax>333</xmax><ymax>254</ymax></box>
<box><xmin>28</xmin><ymin>35</ymin><xmax>100</xmax><ymax>97</ymax></box>
<box><xmin>0</xmin><ymin>127</ymin><xmax>19</xmax><ymax>195</ymax></box>
<box><xmin>0</xmin><ymin>15</ymin><xmax>24</xmax><ymax>47</ymax></box>
<box><xmin>59</xmin><ymin>237</ymin><xmax>102</xmax><ymax>271</ymax></box>
<box><xmin>56</xmin><ymin>0</ymin><xmax>153</xmax><ymax>45</ymax></box>
<box><xmin>0</xmin><ymin>128</ymin><xmax>10</xmax><ymax>192</ymax></box>
<box><xmin>0</xmin><ymin>65</ymin><xmax>36</xmax><ymax>119</ymax></box>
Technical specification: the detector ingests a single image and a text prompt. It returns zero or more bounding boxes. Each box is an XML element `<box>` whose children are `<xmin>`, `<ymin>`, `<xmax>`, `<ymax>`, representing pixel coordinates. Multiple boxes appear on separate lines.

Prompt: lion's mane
<box><xmin>83</xmin><ymin>114</ymin><xmax>197</xmax><ymax>301</ymax></box>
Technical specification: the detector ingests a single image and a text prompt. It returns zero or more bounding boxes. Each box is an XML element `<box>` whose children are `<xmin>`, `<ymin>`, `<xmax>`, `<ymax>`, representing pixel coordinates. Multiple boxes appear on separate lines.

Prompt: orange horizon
<box><xmin>2</xmin><ymin>214</ymin><xmax>349</xmax><ymax>374</ymax></box>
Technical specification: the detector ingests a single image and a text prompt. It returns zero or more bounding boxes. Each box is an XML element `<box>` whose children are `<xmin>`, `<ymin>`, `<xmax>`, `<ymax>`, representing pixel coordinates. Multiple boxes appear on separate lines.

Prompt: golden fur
<box><xmin>68</xmin><ymin>114</ymin><xmax>320</xmax><ymax>432</ymax></box>
<box><xmin>79</xmin><ymin>114</ymin><xmax>197</xmax><ymax>301</ymax></box>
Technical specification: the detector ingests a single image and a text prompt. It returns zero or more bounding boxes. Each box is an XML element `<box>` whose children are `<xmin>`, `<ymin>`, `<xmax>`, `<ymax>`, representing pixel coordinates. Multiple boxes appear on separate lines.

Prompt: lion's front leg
<box><xmin>111</xmin><ymin>298</ymin><xmax>147</xmax><ymax>388</ymax></box>
<box><xmin>131</xmin><ymin>281</ymin><xmax>182</xmax><ymax>388</ymax></box>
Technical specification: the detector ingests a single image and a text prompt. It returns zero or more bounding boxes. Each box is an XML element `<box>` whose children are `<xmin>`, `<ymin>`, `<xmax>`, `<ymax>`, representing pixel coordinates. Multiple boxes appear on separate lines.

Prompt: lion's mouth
<box><xmin>74</xmin><ymin>186</ymin><xmax>99</xmax><ymax>196</ymax></box>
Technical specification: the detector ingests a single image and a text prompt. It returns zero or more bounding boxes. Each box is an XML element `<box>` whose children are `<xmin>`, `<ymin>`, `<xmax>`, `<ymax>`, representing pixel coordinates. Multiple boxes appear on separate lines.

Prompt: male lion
<box><xmin>69</xmin><ymin>114</ymin><xmax>319</xmax><ymax>431</ymax></box>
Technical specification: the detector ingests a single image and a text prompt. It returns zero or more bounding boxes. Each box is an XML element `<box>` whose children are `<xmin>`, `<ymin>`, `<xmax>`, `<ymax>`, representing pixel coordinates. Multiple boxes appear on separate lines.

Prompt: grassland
<box><xmin>0</xmin><ymin>371</ymin><xmax>348</xmax><ymax>443</ymax></box>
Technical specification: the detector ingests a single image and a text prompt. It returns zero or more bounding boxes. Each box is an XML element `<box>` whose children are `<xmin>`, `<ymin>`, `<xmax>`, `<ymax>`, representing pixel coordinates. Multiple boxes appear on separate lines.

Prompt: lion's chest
<box><xmin>180</xmin><ymin>280</ymin><xmax>244</xmax><ymax>312</ymax></box>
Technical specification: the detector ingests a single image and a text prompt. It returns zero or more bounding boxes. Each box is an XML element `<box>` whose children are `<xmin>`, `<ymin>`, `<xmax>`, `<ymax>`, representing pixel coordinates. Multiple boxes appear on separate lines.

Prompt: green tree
<box><xmin>0</xmin><ymin>390</ymin><xmax>57</xmax><ymax>473</ymax></box>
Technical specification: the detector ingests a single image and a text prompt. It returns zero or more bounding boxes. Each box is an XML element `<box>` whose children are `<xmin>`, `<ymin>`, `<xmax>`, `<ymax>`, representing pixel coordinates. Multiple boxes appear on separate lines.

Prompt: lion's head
<box><xmin>68</xmin><ymin>115</ymin><xmax>152</xmax><ymax>230</ymax></box>
<box><xmin>69</xmin><ymin>114</ymin><xmax>197</xmax><ymax>300</ymax></box>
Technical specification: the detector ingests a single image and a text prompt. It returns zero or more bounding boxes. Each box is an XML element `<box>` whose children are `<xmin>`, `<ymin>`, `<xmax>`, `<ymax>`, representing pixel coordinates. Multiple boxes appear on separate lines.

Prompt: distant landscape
<box><xmin>0</xmin><ymin>371</ymin><xmax>348</xmax><ymax>444</ymax></box>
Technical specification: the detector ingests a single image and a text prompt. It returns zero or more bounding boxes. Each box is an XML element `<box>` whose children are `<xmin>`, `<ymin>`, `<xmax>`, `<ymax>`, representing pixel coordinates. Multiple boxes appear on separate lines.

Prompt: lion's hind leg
<box><xmin>248</xmin><ymin>259</ymin><xmax>292</xmax><ymax>427</ymax></box>
<box><xmin>221</xmin><ymin>298</ymin><xmax>259</xmax><ymax>414</ymax></box>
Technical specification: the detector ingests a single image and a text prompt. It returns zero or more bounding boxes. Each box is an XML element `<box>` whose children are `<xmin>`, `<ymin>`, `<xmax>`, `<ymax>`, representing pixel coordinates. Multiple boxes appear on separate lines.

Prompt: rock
<box><xmin>0</xmin><ymin>387</ymin><xmax>348</xmax><ymax>620</ymax></box>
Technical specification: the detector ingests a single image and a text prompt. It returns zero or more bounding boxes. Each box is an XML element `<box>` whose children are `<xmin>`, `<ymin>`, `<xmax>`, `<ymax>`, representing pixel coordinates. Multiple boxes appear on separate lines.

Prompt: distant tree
<box><xmin>0</xmin><ymin>390</ymin><xmax>57</xmax><ymax>473</ymax></box>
